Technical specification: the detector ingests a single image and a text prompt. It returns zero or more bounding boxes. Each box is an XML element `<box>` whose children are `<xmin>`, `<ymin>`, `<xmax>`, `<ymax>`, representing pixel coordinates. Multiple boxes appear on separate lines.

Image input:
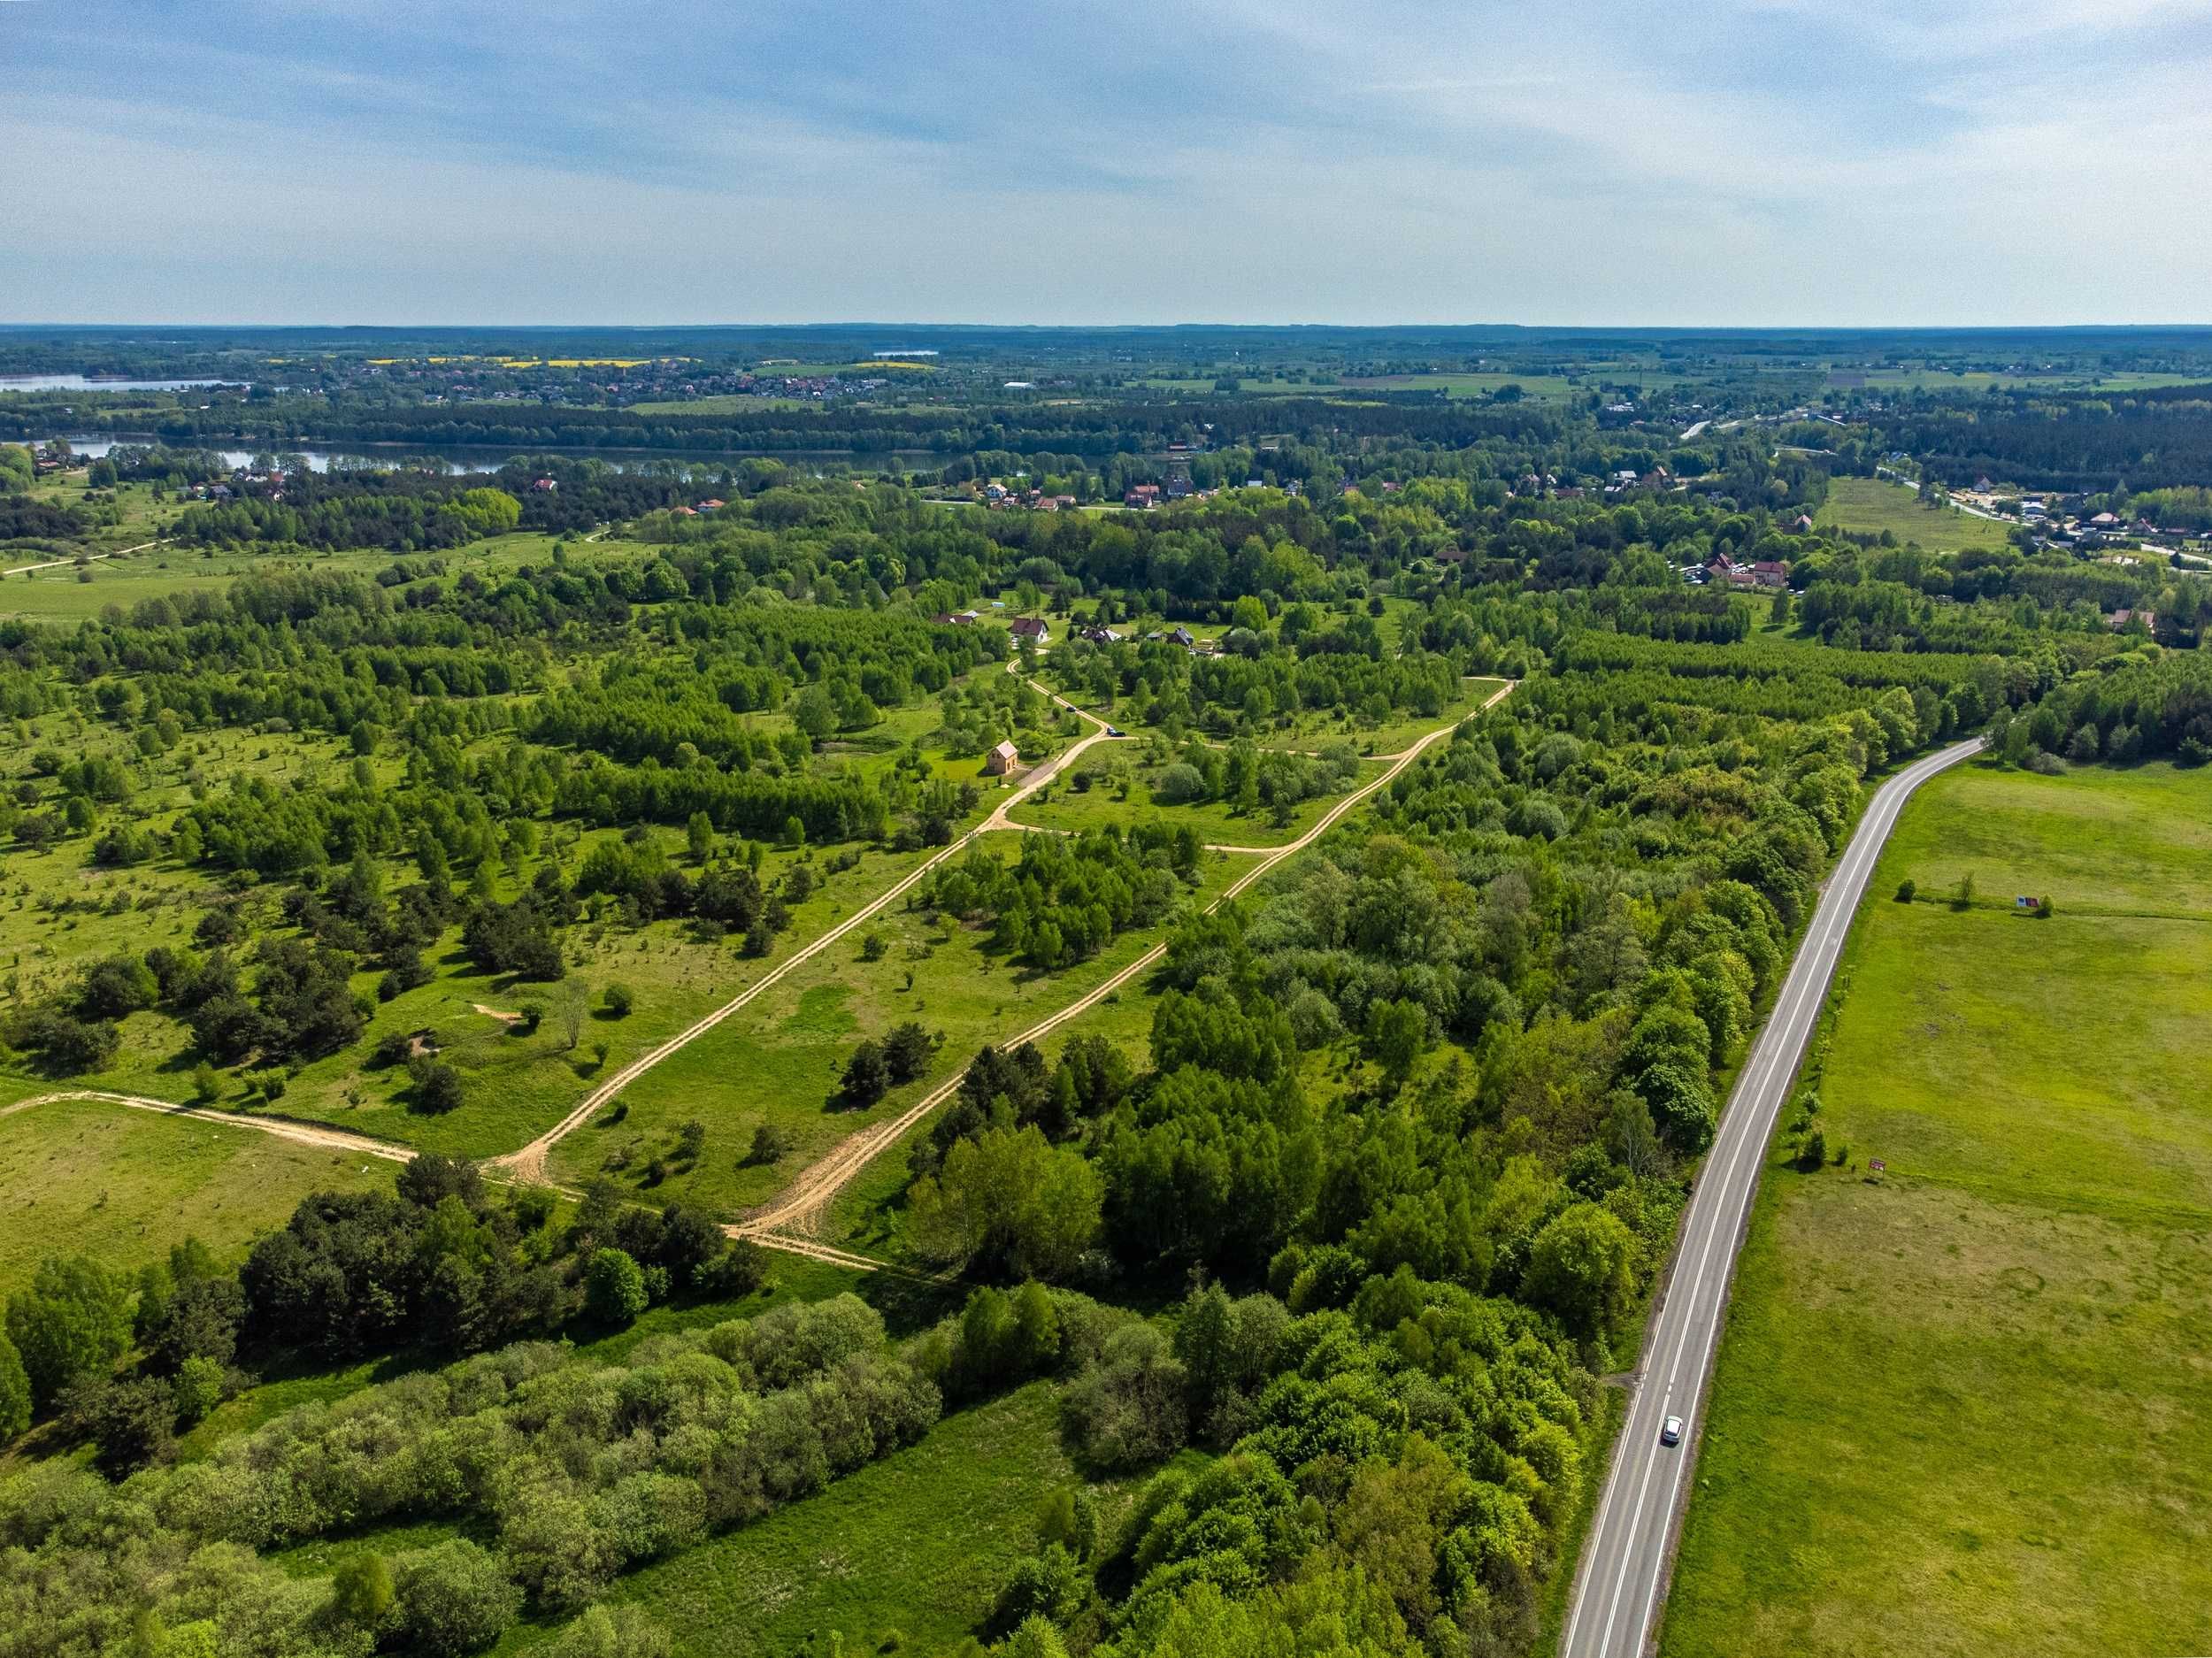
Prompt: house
<box><xmin>1079</xmin><ymin>626</ymin><xmax>1120</xmax><ymax>644</ymax></box>
<box><xmin>1166</xmin><ymin>626</ymin><xmax>1195</xmax><ymax>648</ymax></box>
<box><xmin>1793</xmin><ymin>513</ymin><xmax>1815</xmax><ymax>533</ymax></box>
<box><xmin>984</xmin><ymin>740</ymin><xmax>1021</xmax><ymax>776</ymax></box>
<box><xmin>531</xmin><ymin>477</ymin><xmax>557</xmax><ymax>492</ymax></box>
<box><xmin>1009</xmin><ymin>617</ymin><xmax>1051</xmax><ymax>643</ymax></box>
<box><xmin>1124</xmin><ymin>484</ymin><xmax>1161</xmax><ymax>509</ymax></box>
<box><xmin>1750</xmin><ymin>560</ymin><xmax>1791</xmax><ymax>587</ymax></box>
<box><xmin>696</xmin><ymin>498</ymin><xmax>726</xmax><ymax>512</ymax></box>
<box><xmin>2109</xmin><ymin>609</ymin><xmax>2156</xmax><ymax>632</ymax></box>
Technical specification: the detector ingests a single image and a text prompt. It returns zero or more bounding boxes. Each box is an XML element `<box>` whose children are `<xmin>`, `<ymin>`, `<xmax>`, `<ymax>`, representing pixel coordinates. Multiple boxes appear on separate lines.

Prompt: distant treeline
<box><xmin>29</xmin><ymin>394</ymin><xmax>1564</xmax><ymax>461</ymax></box>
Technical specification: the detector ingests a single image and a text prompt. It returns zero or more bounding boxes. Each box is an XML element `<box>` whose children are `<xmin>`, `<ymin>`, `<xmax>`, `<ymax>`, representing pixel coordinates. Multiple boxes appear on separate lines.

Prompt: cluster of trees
<box><xmin>0</xmin><ymin>1155</ymin><xmax>768</xmax><ymax>1463</ymax></box>
<box><xmin>1993</xmin><ymin>650</ymin><xmax>2212</xmax><ymax>766</ymax></box>
<box><xmin>174</xmin><ymin>484</ymin><xmax>524</xmax><ymax>551</ymax></box>
<box><xmin>0</xmin><ymin>1293</ymin><xmax>925</xmax><ymax>1654</ymax></box>
<box><xmin>1886</xmin><ymin>388</ymin><xmax>2212</xmax><ymax>493</ymax></box>
<box><xmin>919</xmin><ymin>825</ymin><xmax>1198</xmax><ymax>971</ymax></box>
<box><xmin>1140</xmin><ymin>737</ymin><xmax>1362</xmax><ymax>823</ymax></box>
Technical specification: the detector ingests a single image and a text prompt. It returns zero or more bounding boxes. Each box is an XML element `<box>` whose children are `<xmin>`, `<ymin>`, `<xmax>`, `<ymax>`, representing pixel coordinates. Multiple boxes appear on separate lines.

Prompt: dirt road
<box><xmin>734</xmin><ymin>679</ymin><xmax>1516</xmax><ymax>1254</ymax></box>
<box><xmin>490</xmin><ymin>664</ymin><xmax>1122</xmax><ymax>1185</ymax></box>
<box><xmin>0</xmin><ymin>1087</ymin><xmax>415</xmax><ymax>1161</ymax></box>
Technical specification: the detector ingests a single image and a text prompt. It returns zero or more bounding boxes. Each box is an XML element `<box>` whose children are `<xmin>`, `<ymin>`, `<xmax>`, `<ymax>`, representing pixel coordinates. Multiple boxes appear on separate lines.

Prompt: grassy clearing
<box><xmin>0</xmin><ymin>1089</ymin><xmax>396</xmax><ymax>1296</ymax></box>
<box><xmin>1007</xmin><ymin>757</ymin><xmax>1385</xmax><ymax>848</ymax></box>
<box><xmin>1815</xmin><ymin>476</ymin><xmax>2015</xmax><ymax>556</ymax></box>
<box><xmin>0</xmin><ymin>659</ymin><xmax>1007</xmax><ymax>1163</ymax></box>
<box><xmin>547</xmin><ymin>838</ymin><xmax>1246</xmax><ymax>1217</ymax></box>
<box><xmin>1664</xmin><ymin>761</ymin><xmax>2212</xmax><ymax>1658</ymax></box>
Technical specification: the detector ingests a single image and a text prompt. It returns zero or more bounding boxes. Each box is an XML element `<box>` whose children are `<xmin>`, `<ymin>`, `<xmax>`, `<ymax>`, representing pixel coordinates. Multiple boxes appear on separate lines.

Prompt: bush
<box><xmin>1798</xmin><ymin>1128</ymin><xmax>1827</xmax><ymax>1171</ymax></box>
<box><xmin>586</xmin><ymin>1248</ymin><xmax>649</xmax><ymax>1326</ymax></box>
<box><xmin>170</xmin><ymin>1355</ymin><xmax>226</xmax><ymax>1427</ymax></box>
<box><xmin>545</xmin><ymin>1606</ymin><xmax>673</xmax><ymax>1658</ymax></box>
<box><xmin>749</xmin><ymin>1122</ymin><xmax>789</xmax><ymax>1165</ymax></box>
<box><xmin>1152</xmin><ymin>762</ymin><xmax>1209</xmax><ymax>805</ymax></box>
<box><xmin>409</xmin><ymin>1057</ymin><xmax>465</xmax><ymax>1113</ymax></box>
<box><xmin>1893</xmin><ymin>879</ymin><xmax>1916</xmax><ymax>902</ymax></box>
<box><xmin>1060</xmin><ymin>1324</ymin><xmax>1188</xmax><ymax>1470</ymax></box>
<box><xmin>392</xmin><ymin>1539</ymin><xmax>522</xmax><ymax>1657</ymax></box>
<box><xmin>603</xmin><ymin>984</ymin><xmax>634</xmax><ymax>1018</ymax></box>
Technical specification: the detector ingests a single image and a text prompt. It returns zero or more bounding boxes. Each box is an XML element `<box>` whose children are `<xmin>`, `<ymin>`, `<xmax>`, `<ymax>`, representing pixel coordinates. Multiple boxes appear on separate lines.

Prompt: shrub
<box><xmin>391</xmin><ymin>1540</ymin><xmax>522</xmax><ymax>1657</ymax></box>
<box><xmin>586</xmin><ymin>1248</ymin><xmax>649</xmax><ymax>1326</ymax></box>
<box><xmin>1893</xmin><ymin>879</ymin><xmax>1916</xmax><ymax>902</ymax></box>
<box><xmin>1152</xmin><ymin>762</ymin><xmax>1209</xmax><ymax>805</ymax></box>
<box><xmin>545</xmin><ymin>1606</ymin><xmax>674</xmax><ymax>1658</ymax></box>
<box><xmin>749</xmin><ymin>1123</ymin><xmax>789</xmax><ymax>1165</ymax></box>
<box><xmin>331</xmin><ymin>1553</ymin><xmax>396</xmax><ymax>1631</ymax></box>
<box><xmin>1798</xmin><ymin>1128</ymin><xmax>1827</xmax><ymax>1171</ymax></box>
<box><xmin>603</xmin><ymin>984</ymin><xmax>634</xmax><ymax>1018</ymax></box>
<box><xmin>409</xmin><ymin>1057</ymin><xmax>465</xmax><ymax>1114</ymax></box>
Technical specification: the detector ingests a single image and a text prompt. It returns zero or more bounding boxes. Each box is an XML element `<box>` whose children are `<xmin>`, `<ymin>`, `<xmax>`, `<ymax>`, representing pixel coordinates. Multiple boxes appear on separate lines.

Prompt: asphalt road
<box><xmin>1561</xmin><ymin>734</ymin><xmax>1984</xmax><ymax>1658</ymax></box>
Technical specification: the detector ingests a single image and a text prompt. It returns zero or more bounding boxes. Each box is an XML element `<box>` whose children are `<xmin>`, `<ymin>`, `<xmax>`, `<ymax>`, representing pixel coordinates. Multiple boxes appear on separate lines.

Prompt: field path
<box><xmin>490</xmin><ymin>660</ymin><xmax>1121</xmax><ymax>1185</ymax></box>
<box><xmin>0</xmin><ymin>1087</ymin><xmax>416</xmax><ymax>1161</ymax></box>
<box><xmin>733</xmin><ymin>678</ymin><xmax>1516</xmax><ymax>1255</ymax></box>
<box><xmin>3</xmin><ymin>536</ymin><xmax>170</xmax><ymax>577</ymax></box>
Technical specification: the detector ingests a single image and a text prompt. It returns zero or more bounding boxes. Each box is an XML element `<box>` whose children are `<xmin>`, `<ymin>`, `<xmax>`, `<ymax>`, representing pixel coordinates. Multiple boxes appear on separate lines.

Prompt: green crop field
<box><xmin>1664</xmin><ymin>761</ymin><xmax>2212</xmax><ymax>1658</ymax></box>
<box><xmin>1815</xmin><ymin>475</ymin><xmax>2016</xmax><ymax>556</ymax></box>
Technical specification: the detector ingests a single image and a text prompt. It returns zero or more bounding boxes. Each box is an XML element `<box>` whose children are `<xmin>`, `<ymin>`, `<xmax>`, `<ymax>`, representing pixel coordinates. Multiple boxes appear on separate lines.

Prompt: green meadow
<box><xmin>1814</xmin><ymin>475</ymin><xmax>2016</xmax><ymax>556</ymax></box>
<box><xmin>547</xmin><ymin>835</ymin><xmax>1248</xmax><ymax>1218</ymax></box>
<box><xmin>0</xmin><ymin>1088</ymin><xmax>397</xmax><ymax>1293</ymax></box>
<box><xmin>1663</xmin><ymin>761</ymin><xmax>2212</xmax><ymax>1658</ymax></box>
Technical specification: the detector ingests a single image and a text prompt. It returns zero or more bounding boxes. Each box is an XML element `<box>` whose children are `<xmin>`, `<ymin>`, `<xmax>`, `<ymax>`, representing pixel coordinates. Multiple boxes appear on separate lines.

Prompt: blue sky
<box><xmin>5</xmin><ymin>0</ymin><xmax>2209</xmax><ymax>325</ymax></box>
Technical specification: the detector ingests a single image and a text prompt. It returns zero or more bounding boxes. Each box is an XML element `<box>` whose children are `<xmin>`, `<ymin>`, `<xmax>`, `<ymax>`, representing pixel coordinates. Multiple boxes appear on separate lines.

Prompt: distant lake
<box><xmin>0</xmin><ymin>374</ymin><xmax>247</xmax><ymax>393</ymax></box>
<box><xmin>33</xmin><ymin>434</ymin><xmax>942</xmax><ymax>478</ymax></box>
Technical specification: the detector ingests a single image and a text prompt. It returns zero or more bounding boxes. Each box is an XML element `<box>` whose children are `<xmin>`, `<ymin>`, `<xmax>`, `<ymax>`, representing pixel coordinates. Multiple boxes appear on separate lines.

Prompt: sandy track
<box><xmin>491</xmin><ymin>663</ymin><xmax>1121</xmax><ymax>1186</ymax></box>
<box><xmin>3</xmin><ymin>536</ymin><xmax>170</xmax><ymax>578</ymax></box>
<box><xmin>735</xmin><ymin>679</ymin><xmax>1516</xmax><ymax>1261</ymax></box>
<box><xmin>0</xmin><ymin>1088</ymin><xmax>416</xmax><ymax>1161</ymax></box>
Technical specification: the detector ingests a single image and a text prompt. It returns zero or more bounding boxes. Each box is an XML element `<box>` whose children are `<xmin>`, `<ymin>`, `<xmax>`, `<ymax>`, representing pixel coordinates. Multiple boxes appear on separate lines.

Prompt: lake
<box><xmin>30</xmin><ymin>435</ymin><xmax>945</xmax><ymax>478</ymax></box>
<box><xmin>0</xmin><ymin>375</ymin><xmax>247</xmax><ymax>393</ymax></box>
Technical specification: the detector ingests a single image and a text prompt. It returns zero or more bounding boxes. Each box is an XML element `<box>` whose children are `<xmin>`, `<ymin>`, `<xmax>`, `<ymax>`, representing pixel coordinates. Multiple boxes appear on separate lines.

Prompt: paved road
<box><xmin>1561</xmin><ymin>735</ymin><xmax>1983</xmax><ymax>1658</ymax></box>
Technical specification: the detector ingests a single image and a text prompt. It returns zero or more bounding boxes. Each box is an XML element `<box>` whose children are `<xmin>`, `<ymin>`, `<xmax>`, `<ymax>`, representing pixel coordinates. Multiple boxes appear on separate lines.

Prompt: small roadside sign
<box><xmin>1869</xmin><ymin>1158</ymin><xmax>1886</xmax><ymax>1173</ymax></box>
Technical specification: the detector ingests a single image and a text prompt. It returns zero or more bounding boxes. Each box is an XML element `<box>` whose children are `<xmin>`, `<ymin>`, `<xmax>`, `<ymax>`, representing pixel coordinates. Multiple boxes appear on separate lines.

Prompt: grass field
<box><xmin>1815</xmin><ymin>476</ymin><xmax>2016</xmax><ymax>556</ymax></box>
<box><xmin>1663</xmin><ymin>761</ymin><xmax>2212</xmax><ymax>1658</ymax></box>
<box><xmin>1007</xmin><ymin>758</ymin><xmax>1385</xmax><ymax>848</ymax></box>
<box><xmin>0</xmin><ymin>1088</ymin><xmax>397</xmax><ymax>1295</ymax></box>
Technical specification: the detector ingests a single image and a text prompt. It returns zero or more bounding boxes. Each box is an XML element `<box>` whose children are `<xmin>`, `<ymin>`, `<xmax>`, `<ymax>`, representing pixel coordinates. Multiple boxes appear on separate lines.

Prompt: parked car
<box><xmin>1660</xmin><ymin>1415</ymin><xmax>1685</xmax><ymax>1447</ymax></box>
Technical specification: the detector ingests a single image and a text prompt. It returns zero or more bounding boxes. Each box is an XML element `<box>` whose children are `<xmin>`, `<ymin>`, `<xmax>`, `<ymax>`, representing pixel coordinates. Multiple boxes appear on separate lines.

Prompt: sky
<box><xmin>4</xmin><ymin>0</ymin><xmax>2210</xmax><ymax>326</ymax></box>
